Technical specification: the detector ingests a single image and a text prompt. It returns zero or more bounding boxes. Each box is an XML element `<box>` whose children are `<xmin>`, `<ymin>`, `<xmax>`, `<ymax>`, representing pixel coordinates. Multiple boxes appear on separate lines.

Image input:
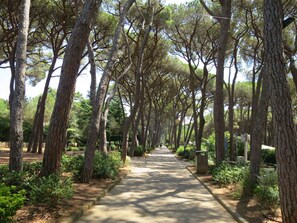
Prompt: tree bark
<box><xmin>87</xmin><ymin>39</ymin><xmax>97</xmax><ymax>105</ymax></box>
<box><xmin>81</xmin><ymin>0</ymin><xmax>135</xmax><ymax>183</ymax></box>
<box><xmin>264</xmin><ymin>1</ymin><xmax>297</xmax><ymax>221</ymax></box>
<box><xmin>121</xmin><ymin>5</ymin><xmax>154</xmax><ymax>162</ymax></box>
<box><xmin>40</xmin><ymin>0</ymin><xmax>101</xmax><ymax>177</ymax></box>
<box><xmin>9</xmin><ymin>0</ymin><xmax>30</xmax><ymax>172</ymax></box>
<box><xmin>200</xmin><ymin>0</ymin><xmax>232</xmax><ymax>164</ymax></box>
<box><xmin>215</xmin><ymin>1</ymin><xmax>231</xmax><ymax>164</ymax></box>
<box><xmin>245</xmin><ymin>67</ymin><xmax>269</xmax><ymax>195</ymax></box>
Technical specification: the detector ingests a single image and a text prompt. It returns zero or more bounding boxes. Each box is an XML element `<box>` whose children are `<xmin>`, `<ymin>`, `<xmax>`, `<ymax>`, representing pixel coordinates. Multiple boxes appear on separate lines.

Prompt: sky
<box><xmin>0</xmin><ymin>0</ymin><xmax>189</xmax><ymax>101</ymax></box>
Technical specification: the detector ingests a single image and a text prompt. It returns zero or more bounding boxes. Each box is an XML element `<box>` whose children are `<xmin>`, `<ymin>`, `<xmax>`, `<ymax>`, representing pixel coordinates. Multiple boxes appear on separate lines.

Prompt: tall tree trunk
<box><xmin>28</xmin><ymin>32</ymin><xmax>65</xmax><ymax>154</ymax></box>
<box><xmin>200</xmin><ymin>0</ymin><xmax>232</xmax><ymax>164</ymax></box>
<box><xmin>121</xmin><ymin>6</ymin><xmax>154</xmax><ymax>162</ymax></box>
<box><xmin>27</xmin><ymin>97</ymin><xmax>41</xmax><ymax>152</ymax></box>
<box><xmin>87</xmin><ymin>39</ymin><xmax>97</xmax><ymax>105</ymax></box>
<box><xmin>196</xmin><ymin>65</ymin><xmax>209</xmax><ymax>151</ymax></box>
<box><xmin>190</xmin><ymin>78</ymin><xmax>199</xmax><ymax>150</ymax></box>
<box><xmin>176</xmin><ymin>111</ymin><xmax>185</xmax><ymax>149</ymax></box>
<box><xmin>264</xmin><ymin>1</ymin><xmax>297</xmax><ymax>221</ymax></box>
<box><xmin>81</xmin><ymin>0</ymin><xmax>135</xmax><ymax>183</ymax></box>
<box><xmin>214</xmin><ymin>1</ymin><xmax>231</xmax><ymax>164</ymax></box>
<box><xmin>9</xmin><ymin>0</ymin><xmax>30</xmax><ymax>171</ymax></box>
<box><xmin>40</xmin><ymin>0</ymin><xmax>101</xmax><ymax>177</ymax></box>
<box><xmin>245</xmin><ymin>67</ymin><xmax>269</xmax><ymax>195</ymax></box>
<box><xmin>227</xmin><ymin>39</ymin><xmax>240</xmax><ymax>161</ymax></box>
<box><xmin>98</xmin><ymin>109</ymin><xmax>108</xmax><ymax>154</ymax></box>
<box><xmin>143</xmin><ymin>102</ymin><xmax>152</xmax><ymax>149</ymax></box>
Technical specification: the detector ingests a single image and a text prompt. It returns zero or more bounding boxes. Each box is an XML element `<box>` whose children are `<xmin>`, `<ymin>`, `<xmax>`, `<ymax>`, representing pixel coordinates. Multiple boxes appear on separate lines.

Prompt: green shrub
<box><xmin>0</xmin><ymin>171</ymin><xmax>33</xmax><ymax>193</ymax></box>
<box><xmin>61</xmin><ymin>154</ymin><xmax>84</xmax><ymax>181</ymax></box>
<box><xmin>261</xmin><ymin>149</ymin><xmax>276</xmax><ymax>164</ymax></box>
<box><xmin>211</xmin><ymin>162</ymin><xmax>247</xmax><ymax>186</ymax></box>
<box><xmin>109</xmin><ymin>143</ymin><xmax>117</xmax><ymax>151</ymax></box>
<box><xmin>0</xmin><ymin>183</ymin><xmax>26</xmax><ymax>223</ymax></box>
<box><xmin>202</xmin><ymin>134</ymin><xmax>215</xmax><ymax>163</ymax></box>
<box><xmin>23</xmin><ymin>162</ymin><xmax>42</xmax><ymax>175</ymax></box>
<box><xmin>254</xmin><ymin>170</ymin><xmax>279</xmax><ymax>208</ymax></box>
<box><xmin>146</xmin><ymin>147</ymin><xmax>154</xmax><ymax>153</ymax></box>
<box><xmin>66</xmin><ymin>146</ymin><xmax>80</xmax><ymax>152</ymax></box>
<box><xmin>133</xmin><ymin>146</ymin><xmax>145</xmax><ymax>156</ymax></box>
<box><xmin>0</xmin><ymin>165</ymin><xmax>9</xmax><ymax>179</ymax></box>
<box><xmin>176</xmin><ymin>146</ymin><xmax>195</xmax><ymax>160</ymax></box>
<box><xmin>29</xmin><ymin>174</ymin><xmax>73</xmax><ymax>207</ymax></box>
<box><xmin>92</xmin><ymin>151</ymin><xmax>123</xmax><ymax>179</ymax></box>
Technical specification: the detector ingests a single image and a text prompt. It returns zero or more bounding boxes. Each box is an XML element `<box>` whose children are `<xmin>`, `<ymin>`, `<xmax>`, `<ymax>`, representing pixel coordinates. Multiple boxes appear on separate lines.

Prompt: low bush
<box><xmin>133</xmin><ymin>146</ymin><xmax>145</xmax><ymax>157</ymax></box>
<box><xmin>23</xmin><ymin>162</ymin><xmax>42</xmax><ymax>175</ymax></box>
<box><xmin>0</xmin><ymin>170</ymin><xmax>33</xmax><ymax>193</ymax></box>
<box><xmin>146</xmin><ymin>147</ymin><xmax>154</xmax><ymax>153</ymax></box>
<box><xmin>176</xmin><ymin>146</ymin><xmax>196</xmax><ymax>160</ymax></box>
<box><xmin>0</xmin><ymin>165</ymin><xmax>9</xmax><ymax>179</ymax></box>
<box><xmin>254</xmin><ymin>170</ymin><xmax>279</xmax><ymax>208</ymax></box>
<box><xmin>29</xmin><ymin>174</ymin><xmax>73</xmax><ymax>207</ymax></box>
<box><xmin>211</xmin><ymin>162</ymin><xmax>248</xmax><ymax>186</ymax></box>
<box><xmin>92</xmin><ymin>151</ymin><xmax>123</xmax><ymax>179</ymax></box>
<box><xmin>61</xmin><ymin>154</ymin><xmax>84</xmax><ymax>178</ymax></box>
<box><xmin>261</xmin><ymin>149</ymin><xmax>276</xmax><ymax>164</ymax></box>
<box><xmin>66</xmin><ymin>146</ymin><xmax>80</xmax><ymax>152</ymax></box>
<box><xmin>0</xmin><ymin>183</ymin><xmax>26</xmax><ymax>223</ymax></box>
<box><xmin>109</xmin><ymin>143</ymin><xmax>117</xmax><ymax>151</ymax></box>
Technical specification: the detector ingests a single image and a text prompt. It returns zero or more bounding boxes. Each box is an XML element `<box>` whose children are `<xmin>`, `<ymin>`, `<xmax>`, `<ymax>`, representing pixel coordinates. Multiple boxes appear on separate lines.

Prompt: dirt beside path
<box><xmin>14</xmin><ymin>168</ymin><xmax>130</xmax><ymax>223</ymax></box>
<box><xmin>0</xmin><ymin>148</ymin><xmax>85</xmax><ymax>165</ymax></box>
<box><xmin>187</xmin><ymin>165</ymin><xmax>282</xmax><ymax>223</ymax></box>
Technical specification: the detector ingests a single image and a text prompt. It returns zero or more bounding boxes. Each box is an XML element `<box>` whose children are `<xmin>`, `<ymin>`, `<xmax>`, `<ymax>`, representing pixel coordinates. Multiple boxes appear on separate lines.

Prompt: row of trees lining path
<box><xmin>2</xmin><ymin>0</ymin><xmax>297</xmax><ymax>221</ymax></box>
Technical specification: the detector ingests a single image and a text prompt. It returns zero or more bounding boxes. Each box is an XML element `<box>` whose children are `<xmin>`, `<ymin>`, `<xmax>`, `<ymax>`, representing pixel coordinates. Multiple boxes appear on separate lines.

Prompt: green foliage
<box><xmin>108</xmin><ymin>143</ymin><xmax>117</xmax><ymax>151</ymax></box>
<box><xmin>61</xmin><ymin>154</ymin><xmax>84</xmax><ymax>181</ymax></box>
<box><xmin>0</xmin><ymin>165</ymin><xmax>9</xmax><ymax>179</ymax></box>
<box><xmin>0</xmin><ymin>184</ymin><xmax>26</xmax><ymax>223</ymax></box>
<box><xmin>176</xmin><ymin>146</ymin><xmax>195</xmax><ymax>160</ymax></box>
<box><xmin>146</xmin><ymin>147</ymin><xmax>154</xmax><ymax>153</ymax></box>
<box><xmin>201</xmin><ymin>133</ymin><xmax>216</xmax><ymax>163</ymax></box>
<box><xmin>92</xmin><ymin>151</ymin><xmax>123</xmax><ymax>179</ymax></box>
<box><xmin>133</xmin><ymin>146</ymin><xmax>145</xmax><ymax>157</ymax></box>
<box><xmin>254</xmin><ymin>170</ymin><xmax>279</xmax><ymax>208</ymax></box>
<box><xmin>0</xmin><ymin>170</ymin><xmax>34</xmax><ymax>193</ymax></box>
<box><xmin>211</xmin><ymin>162</ymin><xmax>248</xmax><ymax>186</ymax></box>
<box><xmin>23</xmin><ymin>162</ymin><xmax>42</xmax><ymax>175</ymax></box>
<box><xmin>261</xmin><ymin>149</ymin><xmax>276</xmax><ymax>164</ymax></box>
<box><xmin>29</xmin><ymin>174</ymin><xmax>73</xmax><ymax>207</ymax></box>
<box><xmin>107</xmin><ymin>97</ymin><xmax>125</xmax><ymax>141</ymax></box>
<box><xmin>23</xmin><ymin>120</ymin><xmax>34</xmax><ymax>142</ymax></box>
<box><xmin>65</xmin><ymin>146</ymin><xmax>81</xmax><ymax>152</ymax></box>
<box><xmin>0</xmin><ymin>99</ymin><xmax>10</xmax><ymax>141</ymax></box>
<box><xmin>69</xmin><ymin>95</ymin><xmax>92</xmax><ymax>145</ymax></box>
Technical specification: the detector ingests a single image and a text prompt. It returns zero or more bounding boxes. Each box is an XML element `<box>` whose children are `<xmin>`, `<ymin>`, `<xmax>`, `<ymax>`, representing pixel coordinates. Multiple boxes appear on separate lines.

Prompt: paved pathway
<box><xmin>76</xmin><ymin>147</ymin><xmax>237</xmax><ymax>223</ymax></box>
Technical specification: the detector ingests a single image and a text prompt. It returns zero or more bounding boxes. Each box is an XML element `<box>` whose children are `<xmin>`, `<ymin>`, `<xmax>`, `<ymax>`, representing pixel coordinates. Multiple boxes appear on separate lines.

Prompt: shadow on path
<box><xmin>76</xmin><ymin>147</ymin><xmax>237</xmax><ymax>223</ymax></box>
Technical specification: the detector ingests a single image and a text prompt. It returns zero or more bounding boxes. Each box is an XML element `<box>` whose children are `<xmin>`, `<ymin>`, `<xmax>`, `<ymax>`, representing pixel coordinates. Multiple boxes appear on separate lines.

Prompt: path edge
<box><xmin>50</xmin><ymin>169</ymin><xmax>131</xmax><ymax>223</ymax></box>
<box><xmin>186</xmin><ymin>166</ymin><xmax>248</xmax><ymax>223</ymax></box>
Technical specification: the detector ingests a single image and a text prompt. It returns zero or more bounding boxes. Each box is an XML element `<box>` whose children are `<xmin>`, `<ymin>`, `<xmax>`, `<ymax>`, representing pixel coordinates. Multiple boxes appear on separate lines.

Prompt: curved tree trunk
<box><xmin>9</xmin><ymin>0</ymin><xmax>30</xmax><ymax>171</ymax></box>
<box><xmin>98</xmin><ymin>109</ymin><xmax>108</xmax><ymax>154</ymax></box>
<box><xmin>40</xmin><ymin>0</ymin><xmax>101</xmax><ymax>177</ymax></box>
<box><xmin>121</xmin><ymin>5</ymin><xmax>154</xmax><ymax>162</ymax></box>
<box><xmin>264</xmin><ymin>1</ymin><xmax>297</xmax><ymax>221</ymax></box>
<box><xmin>81</xmin><ymin>0</ymin><xmax>135</xmax><ymax>183</ymax></box>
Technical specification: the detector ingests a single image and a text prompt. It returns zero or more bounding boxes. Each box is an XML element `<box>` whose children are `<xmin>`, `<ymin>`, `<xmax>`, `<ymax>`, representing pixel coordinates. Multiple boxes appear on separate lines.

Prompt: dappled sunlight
<box><xmin>76</xmin><ymin>147</ymin><xmax>236</xmax><ymax>223</ymax></box>
<box><xmin>132</xmin><ymin>167</ymin><xmax>156</xmax><ymax>174</ymax></box>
